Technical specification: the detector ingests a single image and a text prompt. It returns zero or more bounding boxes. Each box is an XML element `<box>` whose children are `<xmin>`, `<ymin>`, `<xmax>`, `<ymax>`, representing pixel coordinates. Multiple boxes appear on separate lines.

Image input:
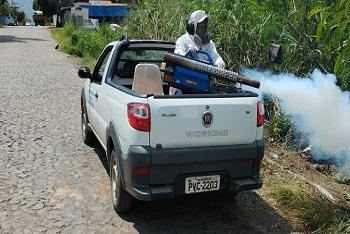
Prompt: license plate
<box><xmin>185</xmin><ymin>175</ymin><xmax>220</xmax><ymax>194</ymax></box>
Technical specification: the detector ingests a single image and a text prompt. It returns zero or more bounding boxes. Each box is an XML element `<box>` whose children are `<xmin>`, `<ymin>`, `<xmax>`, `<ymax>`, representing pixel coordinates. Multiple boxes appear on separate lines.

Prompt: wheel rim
<box><xmin>111</xmin><ymin>159</ymin><xmax>118</xmax><ymax>203</ymax></box>
<box><xmin>82</xmin><ymin>112</ymin><xmax>87</xmax><ymax>139</ymax></box>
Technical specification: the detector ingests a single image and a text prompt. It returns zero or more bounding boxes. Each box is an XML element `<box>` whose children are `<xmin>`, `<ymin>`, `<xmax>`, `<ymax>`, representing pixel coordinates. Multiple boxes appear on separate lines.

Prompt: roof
<box><xmin>107</xmin><ymin>39</ymin><xmax>175</xmax><ymax>48</ymax></box>
<box><xmin>33</xmin><ymin>10</ymin><xmax>43</xmax><ymax>15</ymax></box>
<box><xmin>75</xmin><ymin>0</ymin><xmax>129</xmax><ymax>17</ymax></box>
<box><xmin>81</xmin><ymin>4</ymin><xmax>129</xmax><ymax>17</ymax></box>
<box><xmin>88</xmin><ymin>0</ymin><xmax>127</xmax><ymax>6</ymax></box>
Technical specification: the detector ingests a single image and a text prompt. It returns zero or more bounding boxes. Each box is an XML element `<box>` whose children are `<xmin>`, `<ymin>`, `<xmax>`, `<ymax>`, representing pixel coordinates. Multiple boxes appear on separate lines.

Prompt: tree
<box><xmin>33</xmin><ymin>0</ymin><xmax>74</xmax><ymax>17</ymax></box>
<box><xmin>0</xmin><ymin>1</ymin><xmax>10</xmax><ymax>16</ymax></box>
<box><xmin>15</xmin><ymin>10</ymin><xmax>25</xmax><ymax>23</ymax></box>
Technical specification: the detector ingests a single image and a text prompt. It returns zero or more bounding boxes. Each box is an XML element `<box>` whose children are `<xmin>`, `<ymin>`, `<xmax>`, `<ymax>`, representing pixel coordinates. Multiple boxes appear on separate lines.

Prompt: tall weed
<box><xmin>270</xmin><ymin>180</ymin><xmax>350</xmax><ymax>233</ymax></box>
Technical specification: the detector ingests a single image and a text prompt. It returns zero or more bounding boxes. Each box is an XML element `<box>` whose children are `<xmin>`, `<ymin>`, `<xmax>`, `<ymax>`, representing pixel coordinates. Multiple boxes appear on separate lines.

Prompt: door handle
<box><xmin>95</xmin><ymin>92</ymin><xmax>99</xmax><ymax>98</ymax></box>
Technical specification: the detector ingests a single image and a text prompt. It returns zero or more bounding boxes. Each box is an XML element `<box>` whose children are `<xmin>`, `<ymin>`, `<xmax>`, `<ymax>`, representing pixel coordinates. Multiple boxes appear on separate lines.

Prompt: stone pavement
<box><xmin>0</xmin><ymin>26</ymin><xmax>129</xmax><ymax>233</ymax></box>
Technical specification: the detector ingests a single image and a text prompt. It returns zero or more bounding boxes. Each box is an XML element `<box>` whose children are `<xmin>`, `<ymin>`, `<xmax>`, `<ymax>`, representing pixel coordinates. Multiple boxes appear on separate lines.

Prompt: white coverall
<box><xmin>174</xmin><ymin>33</ymin><xmax>225</xmax><ymax>68</ymax></box>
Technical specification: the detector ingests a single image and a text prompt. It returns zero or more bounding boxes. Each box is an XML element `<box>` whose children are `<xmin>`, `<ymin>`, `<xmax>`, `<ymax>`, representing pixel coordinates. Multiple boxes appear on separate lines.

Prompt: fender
<box><xmin>107</xmin><ymin>120</ymin><xmax>152</xmax><ymax>198</ymax></box>
<box><xmin>81</xmin><ymin>87</ymin><xmax>91</xmax><ymax>131</ymax></box>
<box><xmin>81</xmin><ymin>87</ymin><xmax>86</xmax><ymax>108</ymax></box>
<box><xmin>106</xmin><ymin>120</ymin><xmax>121</xmax><ymax>163</ymax></box>
<box><xmin>106</xmin><ymin>121</ymin><xmax>127</xmax><ymax>188</ymax></box>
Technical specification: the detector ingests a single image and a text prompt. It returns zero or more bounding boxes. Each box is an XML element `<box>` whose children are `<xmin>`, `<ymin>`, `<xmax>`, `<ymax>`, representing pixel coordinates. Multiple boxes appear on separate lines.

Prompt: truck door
<box><xmin>89</xmin><ymin>46</ymin><xmax>113</xmax><ymax>145</ymax></box>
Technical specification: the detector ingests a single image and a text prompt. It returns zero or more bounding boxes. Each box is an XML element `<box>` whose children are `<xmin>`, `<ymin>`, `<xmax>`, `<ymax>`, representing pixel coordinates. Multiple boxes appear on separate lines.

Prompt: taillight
<box><xmin>252</xmin><ymin>157</ymin><xmax>263</xmax><ymax>175</ymax></box>
<box><xmin>257</xmin><ymin>101</ymin><xmax>264</xmax><ymax>127</ymax></box>
<box><xmin>133</xmin><ymin>166</ymin><xmax>150</xmax><ymax>176</ymax></box>
<box><xmin>253</xmin><ymin>157</ymin><xmax>263</xmax><ymax>168</ymax></box>
<box><xmin>127</xmin><ymin>103</ymin><xmax>150</xmax><ymax>131</ymax></box>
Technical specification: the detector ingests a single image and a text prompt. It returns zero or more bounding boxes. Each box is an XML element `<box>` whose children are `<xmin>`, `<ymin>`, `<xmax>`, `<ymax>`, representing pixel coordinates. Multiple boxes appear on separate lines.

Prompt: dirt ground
<box><xmin>257</xmin><ymin>137</ymin><xmax>350</xmax><ymax>230</ymax></box>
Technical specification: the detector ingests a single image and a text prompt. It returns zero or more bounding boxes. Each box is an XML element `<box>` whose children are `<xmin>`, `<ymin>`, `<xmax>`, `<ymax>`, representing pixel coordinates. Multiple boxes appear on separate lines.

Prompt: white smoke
<box><xmin>243</xmin><ymin>68</ymin><xmax>350</xmax><ymax>167</ymax></box>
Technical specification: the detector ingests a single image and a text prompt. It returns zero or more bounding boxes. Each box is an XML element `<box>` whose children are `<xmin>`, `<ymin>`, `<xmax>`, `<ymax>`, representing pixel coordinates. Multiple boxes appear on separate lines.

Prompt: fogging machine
<box><xmin>161</xmin><ymin>51</ymin><xmax>260</xmax><ymax>94</ymax></box>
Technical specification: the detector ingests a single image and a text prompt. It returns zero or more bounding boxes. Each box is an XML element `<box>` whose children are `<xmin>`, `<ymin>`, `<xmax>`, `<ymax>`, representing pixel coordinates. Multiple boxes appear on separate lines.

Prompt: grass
<box><xmin>80</xmin><ymin>54</ymin><xmax>97</xmax><ymax>71</ymax></box>
<box><xmin>335</xmin><ymin>175</ymin><xmax>350</xmax><ymax>186</ymax></box>
<box><xmin>51</xmin><ymin>26</ymin><xmax>97</xmax><ymax>69</ymax></box>
<box><xmin>50</xmin><ymin>22</ymin><xmax>125</xmax><ymax>69</ymax></box>
<box><xmin>51</xmin><ymin>27</ymin><xmax>67</xmax><ymax>45</ymax></box>
<box><xmin>265</xmin><ymin>173</ymin><xmax>350</xmax><ymax>233</ymax></box>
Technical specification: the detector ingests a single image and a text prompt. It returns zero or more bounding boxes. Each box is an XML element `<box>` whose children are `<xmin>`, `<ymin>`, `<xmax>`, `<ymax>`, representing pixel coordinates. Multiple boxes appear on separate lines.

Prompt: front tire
<box><xmin>81</xmin><ymin>104</ymin><xmax>95</xmax><ymax>145</ymax></box>
<box><xmin>110</xmin><ymin>149</ymin><xmax>133</xmax><ymax>213</ymax></box>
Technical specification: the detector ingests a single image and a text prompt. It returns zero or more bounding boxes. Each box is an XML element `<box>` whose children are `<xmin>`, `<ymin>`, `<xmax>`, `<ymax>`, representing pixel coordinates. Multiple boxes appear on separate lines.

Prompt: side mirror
<box><xmin>120</xmin><ymin>33</ymin><xmax>128</xmax><ymax>41</ymax></box>
<box><xmin>269</xmin><ymin>43</ymin><xmax>282</xmax><ymax>64</ymax></box>
<box><xmin>78</xmin><ymin>67</ymin><xmax>91</xmax><ymax>79</ymax></box>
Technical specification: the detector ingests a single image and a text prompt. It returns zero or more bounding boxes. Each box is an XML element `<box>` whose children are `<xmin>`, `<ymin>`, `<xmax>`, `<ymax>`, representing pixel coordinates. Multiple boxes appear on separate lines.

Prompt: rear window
<box><xmin>121</xmin><ymin>50</ymin><xmax>167</xmax><ymax>61</ymax></box>
<box><xmin>115</xmin><ymin>49</ymin><xmax>173</xmax><ymax>78</ymax></box>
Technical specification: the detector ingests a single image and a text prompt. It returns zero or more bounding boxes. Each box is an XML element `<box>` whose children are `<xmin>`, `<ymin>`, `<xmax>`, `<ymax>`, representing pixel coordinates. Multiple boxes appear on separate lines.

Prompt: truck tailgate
<box><xmin>148</xmin><ymin>96</ymin><xmax>258</xmax><ymax>148</ymax></box>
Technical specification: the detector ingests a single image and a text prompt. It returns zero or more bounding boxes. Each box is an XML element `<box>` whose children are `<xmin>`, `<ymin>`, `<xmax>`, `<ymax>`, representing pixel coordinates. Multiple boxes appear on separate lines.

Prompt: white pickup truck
<box><xmin>78</xmin><ymin>35</ymin><xmax>267</xmax><ymax>213</ymax></box>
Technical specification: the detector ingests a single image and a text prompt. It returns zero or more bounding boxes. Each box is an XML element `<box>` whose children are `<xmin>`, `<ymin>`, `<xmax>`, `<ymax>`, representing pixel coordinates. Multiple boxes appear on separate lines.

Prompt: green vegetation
<box><xmin>51</xmin><ymin>0</ymin><xmax>349</xmax><ymax>143</ymax></box>
<box><xmin>15</xmin><ymin>11</ymin><xmax>25</xmax><ymax>24</ymax></box>
<box><xmin>52</xmin><ymin>21</ymin><xmax>124</xmax><ymax>70</ymax></box>
<box><xmin>309</xmin><ymin>0</ymin><xmax>350</xmax><ymax>90</ymax></box>
<box><xmin>0</xmin><ymin>0</ymin><xmax>11</xmax><ymax>16</ymax></box>
<box><xmin>266</xmin><ymin>109</ymin><xmax>291</xmax><ymax>143</ymax></box>
<box><xmin>269</xmin><ymin>177</ymin><xmax>350</xmax><ymax>233</ymax></box>
<box><xmin>335</xmin><ymin>175</ymin><xmax>350</xmax><ymax>186</ymax></box>
<box><xmin>52</xmin><ymin>0</ymin><xmax>349</xmax><ymax>84</ymax></box>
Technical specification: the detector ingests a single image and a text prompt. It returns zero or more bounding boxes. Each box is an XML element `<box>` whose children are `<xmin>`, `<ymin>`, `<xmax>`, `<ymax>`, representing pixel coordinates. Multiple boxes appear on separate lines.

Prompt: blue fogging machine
<box><xmin>162</xmin><ymin>51</ymin><xmax>260</xmax><ymax>93</ymax></box>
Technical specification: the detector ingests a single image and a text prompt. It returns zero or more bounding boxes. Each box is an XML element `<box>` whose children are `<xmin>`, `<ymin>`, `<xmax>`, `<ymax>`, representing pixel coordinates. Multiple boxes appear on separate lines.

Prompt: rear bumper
<box><xmin>120</xmin><ymin>140</ymin><xmax>264</xmax><ymax>201</ymax></box>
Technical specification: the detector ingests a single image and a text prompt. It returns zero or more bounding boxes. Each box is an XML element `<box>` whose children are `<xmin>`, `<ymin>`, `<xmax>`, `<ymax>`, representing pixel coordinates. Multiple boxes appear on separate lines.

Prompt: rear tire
<box><xmin>81</xmin><ymin>104</ymin><xmax>95</xmax><ymax>145</ymax></box>
<box><xmin>110</xmin><ymin>149</ymin><xmax>133</xmax><ymax>213</ymax></box>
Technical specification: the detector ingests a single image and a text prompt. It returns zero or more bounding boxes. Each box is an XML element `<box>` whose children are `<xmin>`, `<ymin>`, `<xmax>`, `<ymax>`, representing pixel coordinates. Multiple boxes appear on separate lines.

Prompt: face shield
<box><xmin>195</xmin><ymin>19</ymin><xmax>210</xmax><ymax>45</ymax></box>
<box><xmin>188</xmin><ymin>10</ymin><xmax>211</xmax><ymax>47</ymax></box>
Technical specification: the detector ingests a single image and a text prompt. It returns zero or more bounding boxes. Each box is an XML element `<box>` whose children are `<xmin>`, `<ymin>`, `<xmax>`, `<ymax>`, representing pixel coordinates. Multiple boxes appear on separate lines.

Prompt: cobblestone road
<box><xmin>0</xmin><ymin>26</ymin><xmax>294</xmax><ymax>234</ymax></box>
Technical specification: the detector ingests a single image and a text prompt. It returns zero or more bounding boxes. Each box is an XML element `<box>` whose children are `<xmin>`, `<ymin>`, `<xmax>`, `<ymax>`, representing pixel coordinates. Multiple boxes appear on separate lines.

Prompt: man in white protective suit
<box><xmin>174</xmin><ymin>9</ymin><xmax>226</xmax><ymax>69</ymax></box>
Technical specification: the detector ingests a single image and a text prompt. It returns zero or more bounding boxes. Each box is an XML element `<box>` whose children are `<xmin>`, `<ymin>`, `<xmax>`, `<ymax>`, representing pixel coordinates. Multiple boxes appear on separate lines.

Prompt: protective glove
<box><xmin>188</xmin><ymin>44</ymin><xmax>199</xmax><ymax>54</ymax></box>
<box><xmin>216</xmin><ymin>60</ymin><xmax>226</xmax><ymax>69</ymax></box>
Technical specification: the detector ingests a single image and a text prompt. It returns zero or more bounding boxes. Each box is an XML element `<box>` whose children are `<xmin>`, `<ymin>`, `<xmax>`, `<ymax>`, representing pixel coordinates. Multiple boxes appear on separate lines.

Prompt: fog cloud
<box><xmin>243</xmin><ymin>68</ymin><xmax>350</xmax><ymax>167</ymax></box>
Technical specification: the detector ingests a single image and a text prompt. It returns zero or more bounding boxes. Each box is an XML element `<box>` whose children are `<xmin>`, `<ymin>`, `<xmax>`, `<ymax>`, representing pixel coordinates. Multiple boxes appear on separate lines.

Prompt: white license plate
<box><xmin>185</xmin><ymin>175</ymin><xmax>220</xmax><ymax>194</ymax></box>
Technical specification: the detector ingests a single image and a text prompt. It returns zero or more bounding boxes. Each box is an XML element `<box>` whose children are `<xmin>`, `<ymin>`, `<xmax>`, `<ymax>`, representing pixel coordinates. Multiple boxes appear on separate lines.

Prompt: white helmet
<box><xmin>186</xmin><ymin>10</ymin><xmax>211</xmax><ymax>46</ymax></box>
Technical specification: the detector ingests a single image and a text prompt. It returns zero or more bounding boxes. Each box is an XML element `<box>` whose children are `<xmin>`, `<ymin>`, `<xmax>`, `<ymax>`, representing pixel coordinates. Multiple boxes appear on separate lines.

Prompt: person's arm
<box><xmin>174</xmin><ymin>35</ymin><xmax>188</xmax><ymax>55</ymax></box>
<box><xmin>207</xmin><ymin>41</ymin><xmax>225</xmax><ymax>68</ymax></box>
<box><xmin>175</xmin><ymin>34</ymin><xmax>199</xmax><ymax>56</ymax></box>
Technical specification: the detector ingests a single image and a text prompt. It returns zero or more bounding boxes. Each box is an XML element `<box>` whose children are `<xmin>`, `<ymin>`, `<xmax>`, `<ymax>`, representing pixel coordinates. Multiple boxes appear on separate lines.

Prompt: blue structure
<box><xmin>81</xmin><ymin>5</ymin><xmax>129</xmax><ymax>18</ymax></box>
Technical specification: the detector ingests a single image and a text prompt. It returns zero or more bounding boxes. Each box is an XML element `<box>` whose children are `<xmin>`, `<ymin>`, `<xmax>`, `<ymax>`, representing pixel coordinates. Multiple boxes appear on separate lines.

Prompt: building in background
<box><xmin>80</xmin><ymin>0</ymin><xmax>129</xmax><ymax>23</ymax></box>
<box><xmin>0</xmin><ymin>14</ymin><xmax>15</xmax><ymax>25</ymax></box>
<box><xmin>56</xmin><ymin>0</ymin><xmax>129</xmax><ymax>28</ymax></box>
